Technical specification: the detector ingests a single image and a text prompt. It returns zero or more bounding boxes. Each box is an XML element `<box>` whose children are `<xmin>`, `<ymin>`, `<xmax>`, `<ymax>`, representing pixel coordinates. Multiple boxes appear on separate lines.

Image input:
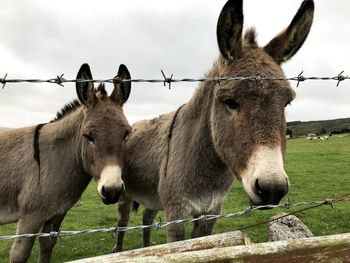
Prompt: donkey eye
<box><xmin>224</xmin><ymin>99</ymin><xmax>240</xmax><ymax>111</ymax></box>
<box><xmin>83</xmin><ymin>134</ymin><xmax>95</xmax><ymax>145</ymax></box>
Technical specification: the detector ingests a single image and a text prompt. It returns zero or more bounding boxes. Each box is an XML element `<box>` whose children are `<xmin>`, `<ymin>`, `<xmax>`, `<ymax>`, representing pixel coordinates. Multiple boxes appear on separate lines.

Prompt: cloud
<box><xmin>0</xmin><ymin>0</ymin><xmax>349</xmax><ymax>128</ymax></box>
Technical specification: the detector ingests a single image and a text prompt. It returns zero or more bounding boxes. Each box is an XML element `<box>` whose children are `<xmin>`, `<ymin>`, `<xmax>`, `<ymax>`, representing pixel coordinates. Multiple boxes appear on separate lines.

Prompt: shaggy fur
<box><xmin>114</xmin><ymin>0</ymin><xmax>314</xmax><ymax>252</ymax></box>
<box><xmin>50</xmin><ymin>84</ymin><xmax>107</xmax><ymax>123</ymax></box>
<box><xmin>51</xmin><ymin>99</ymin><xmax>81</xmax><ymax>122</ymax></box>
<box><xmin>0</xmin><ymin>64</ymin><xmax>132</xmax><ymax>263</ymax></box>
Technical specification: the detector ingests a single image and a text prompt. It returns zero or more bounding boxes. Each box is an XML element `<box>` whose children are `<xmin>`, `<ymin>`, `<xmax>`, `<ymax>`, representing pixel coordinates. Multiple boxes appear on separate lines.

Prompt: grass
<box><xmin>0</xmin><ymin>135</ymin><xmax>349</xmax><ymax>262</ymax></box>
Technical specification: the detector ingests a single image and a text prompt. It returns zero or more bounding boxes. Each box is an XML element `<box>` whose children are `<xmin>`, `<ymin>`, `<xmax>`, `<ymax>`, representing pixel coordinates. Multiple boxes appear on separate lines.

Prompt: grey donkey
<box><xmin>0</xmin><ymin>63</ymin><xmax>132</xmax><ymax>262</ymax></box>
<box><xmin>113</xmin><ymin>0</ymin><xmax>314</xmax><ymax>252</ymax></box>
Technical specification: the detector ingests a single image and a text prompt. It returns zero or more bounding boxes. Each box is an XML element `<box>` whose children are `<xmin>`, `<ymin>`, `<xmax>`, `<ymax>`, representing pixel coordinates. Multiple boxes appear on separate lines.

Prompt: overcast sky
<box><xmin>0</xmin><ymin>0</ymin><xmax>349</xmax><ymax>128</ymax></box>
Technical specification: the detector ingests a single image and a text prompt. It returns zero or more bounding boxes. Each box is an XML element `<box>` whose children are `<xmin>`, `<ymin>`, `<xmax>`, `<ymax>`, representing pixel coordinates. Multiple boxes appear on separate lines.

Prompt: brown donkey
<box><xmin>113</xmin><ymin>0</ymin><xmax>314</xmax><ymax>252</ymax></box>
<box><xmin>0</xmin><ymin>63</ymin><xmax>132</xmax><ymax>262</ymax></box>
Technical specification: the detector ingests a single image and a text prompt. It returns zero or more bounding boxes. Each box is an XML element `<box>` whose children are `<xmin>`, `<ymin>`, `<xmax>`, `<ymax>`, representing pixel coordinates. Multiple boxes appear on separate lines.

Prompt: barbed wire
<box><xmin>1</xmin><ymin>194</ymin><xmax>349</xmax><ymax>241</ymax></box>
<box><xmin>0</xmin><ymin>71</ymin><xmax>349</xmax><ymax>89</ymax></box>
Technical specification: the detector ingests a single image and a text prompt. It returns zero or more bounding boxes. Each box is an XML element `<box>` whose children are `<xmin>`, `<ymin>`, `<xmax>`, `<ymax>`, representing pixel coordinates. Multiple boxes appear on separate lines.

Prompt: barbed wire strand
<box><xmin>0</xmin><ymin>71</ymin><xmax>349</xmax><ymax>89</ymax></box>
<box><xmin>0</xmin><ymin>194</ymin><xmax>349</xmax><ymax>241</ymax></box>
<box><xmin>235</xmin><ymin>193</ymin><xmax>350</xmax><ymax>232</ymax></box>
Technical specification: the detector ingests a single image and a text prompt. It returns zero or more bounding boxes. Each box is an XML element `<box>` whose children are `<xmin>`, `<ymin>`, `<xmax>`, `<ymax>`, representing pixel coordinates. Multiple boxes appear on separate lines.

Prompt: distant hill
<box><xmin>1</xmin><ymin>118</ymin><xmax>349</xmax><ymax>137</ymax></box>
<box><xmin>287</xmin><ymin>117</ymin><xmax>350</xmax><ymax>136</ymax></box>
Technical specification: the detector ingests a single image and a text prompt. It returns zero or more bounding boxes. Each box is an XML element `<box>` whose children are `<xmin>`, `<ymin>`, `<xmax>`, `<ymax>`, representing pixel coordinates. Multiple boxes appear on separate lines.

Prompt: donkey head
<box><xmin>211</xmin><ymin>0</ymin><xmax>314</xmax><ymax>205</ymax></box>
<box><xmin>76</xmin><ymin>64</ymin><xmax>131</xmax><ymax>204</ymax></box>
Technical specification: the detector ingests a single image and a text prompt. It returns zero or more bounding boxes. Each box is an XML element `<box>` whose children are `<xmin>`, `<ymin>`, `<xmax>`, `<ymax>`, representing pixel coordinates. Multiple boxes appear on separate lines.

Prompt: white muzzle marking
<box><xmin>97</xmin><ymin>165</ymin><xmax>123</xmax><ymax>199</ymax></box>
<box><xmin>241</xmin><ymin>146</ymin><xmax>289</xmax><ymax>204</ymax></box>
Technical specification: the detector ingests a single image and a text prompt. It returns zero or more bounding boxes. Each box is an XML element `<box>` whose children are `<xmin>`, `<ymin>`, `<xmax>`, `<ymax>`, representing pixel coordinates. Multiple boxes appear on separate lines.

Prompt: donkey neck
<box><xmin>180</xmin><ymin>73</ymin><xmax>228</xmax><ymax>174</ymax></box>
<box><xmin>185</xmin><ymin>61</ymin><xmax>220</xmax><ymax>120</ymax></box>
<box><xmin>44</xmin><ymin>107</ymin><xmax>84</xmax><ymax>144</ymax></box>
<box><xmin>39</xmin><ymin>108</ymin><xmax>87</xmax><ymax>179</ymax></box>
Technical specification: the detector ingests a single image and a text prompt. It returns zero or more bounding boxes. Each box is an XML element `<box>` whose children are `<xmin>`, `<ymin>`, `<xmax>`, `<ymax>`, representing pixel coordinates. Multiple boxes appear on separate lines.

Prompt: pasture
<box><xmin>0</xmin><ymin>134</ymin><xmax>349</xmax><ymax>262</ymax></box>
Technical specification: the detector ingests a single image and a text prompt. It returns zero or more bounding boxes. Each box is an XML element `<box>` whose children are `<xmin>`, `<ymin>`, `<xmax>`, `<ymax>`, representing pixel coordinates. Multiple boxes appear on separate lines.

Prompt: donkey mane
<box><xmin>244</xmin><ymin>28</ymin><xmax>258</xmax><ymax>46</ymax></box>
<box><xmin>51</xmin><ymin>100</ymin><xmax>81</xmax><ymax>123</ymax></box>
<box><xmin>51</xmin><ymin>84</ymin><xmax>107</xmax><ymax>122</ymax></box>
<box><xmin>96</xmin><ymin>83</ymin><xmax>108</xmax><ymax>95</ymax></box>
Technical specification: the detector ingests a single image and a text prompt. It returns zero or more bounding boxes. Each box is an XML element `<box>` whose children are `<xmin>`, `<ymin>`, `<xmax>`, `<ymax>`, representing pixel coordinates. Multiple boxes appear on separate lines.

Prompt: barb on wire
<box><xmin>1</xmin><ymin>194</ymin><xmax>349</xmax><ymax>241</ymax></box>
<box><xmin>335</xmin><ymin>71</ymin><xmax>347</xmax><ymax>87</ymax></box>
<box><xmin>296</xmin><ymin>71</ymin><xmax>305</xmax><ymax>87</ymax></box>
<box><xmin>324</xmin><ymin>198</ymin><xmax>334</xmax><ymax>208</ymax></box>
<box><xmin>161</xmin><ymin>69</ymin><xmax>173</xmax><ymax>89</ymax></box>
<box><xmin>54</xmin><ymin>74</ymin><xmax>65</xmax><ymax>87</ymax></box>
<box><xmin>1</xmin><ymin>73</ymin><xmax>8</xmax><ymax>89</ymax></box>
<box><xmin>0</xmin><ymin>72</ymin><xmax>349</xmax><ymax>88</ymax></box>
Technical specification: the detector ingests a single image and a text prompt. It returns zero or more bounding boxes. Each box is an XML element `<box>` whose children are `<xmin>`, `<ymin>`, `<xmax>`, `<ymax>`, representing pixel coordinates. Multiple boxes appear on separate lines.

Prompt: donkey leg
<box><xmin>142</xmin><ymin>209</ymin><xmax>158</xmax><ymax>247</ymax></box>
<box><xmin>165</xmin><ymin>208</ymin><xmax>187</xmax><ymax>242</ymax></box>
<box><xmin>166</xmin><ymin>222</ymin><xmax>185</xmax><ymax>242</ymax></box>
<box><xmin>10</xmin><ymin>216</ymin><xmax>44</xmax><ymax>263</ymax></box>
<box><xmin>112</xmin><ymin>194</ymin><xmax>132</xmax><ymax>253</ymax></box>
<box><xmin>38</xmin><ymin>213</ymin><xmax>66</xmax><ymax>263</ymax></box>
<box><xmin>191</xmin><ymin>216</ymin><xmax>217</xmax><ymax>239</ymax></box>
<box><xmin>191</xmin><ymin>207</ymin><xmax>221</xmax><ymax>239</ymax></box>
<box><xmin>191</xmin><ymin>216</ymin><xmax>201</xmax><ymax>238</ymax></box>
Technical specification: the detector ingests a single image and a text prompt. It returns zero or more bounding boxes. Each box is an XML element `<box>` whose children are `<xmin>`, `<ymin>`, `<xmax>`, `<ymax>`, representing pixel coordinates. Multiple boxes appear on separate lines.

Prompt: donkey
<box><xmin>113</xmin><ymin>0</ymin><xmax>314</xmax><ymax>252</ymax></box>
<box><xmin>0</xmin><ymin>63</ymin><xmax>132</xmax><ymax>263</ymax></box>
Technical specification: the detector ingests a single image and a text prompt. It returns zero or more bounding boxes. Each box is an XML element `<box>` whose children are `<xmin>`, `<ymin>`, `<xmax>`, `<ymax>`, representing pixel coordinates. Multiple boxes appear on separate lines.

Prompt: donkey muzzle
<box><xmin>98</xmin><ymin>165</ymin><xmax>124</xmax><ymax>205</ymax></box>
<box><xmin>241</xmin><ymin>145</ymin><xmax>289</xmax><ymax>206</ymax></box>
<box><xmin>251</xmin><ymin>176</ymin><xmax>289</xmax><ymax>206</ymax></box>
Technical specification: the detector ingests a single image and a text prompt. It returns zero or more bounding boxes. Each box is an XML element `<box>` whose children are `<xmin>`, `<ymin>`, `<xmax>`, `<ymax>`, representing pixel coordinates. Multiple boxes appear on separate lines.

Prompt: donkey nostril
<box><xmin>255</xmin><ymin>179</ymin><xmax>263</xmax><ymax>196</ymax></box>
<box><xmin>101</xmin><ymin>186</ymin><xmax>108</xmax><ymax>198</ymax></box>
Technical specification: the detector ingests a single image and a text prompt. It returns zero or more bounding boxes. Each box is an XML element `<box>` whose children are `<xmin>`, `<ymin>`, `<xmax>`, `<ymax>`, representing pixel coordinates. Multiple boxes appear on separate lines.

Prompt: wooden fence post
<box><xmin>69</xmin><ymin>232</ymin><xmax>350</xmax><ymax>263</ymax></box>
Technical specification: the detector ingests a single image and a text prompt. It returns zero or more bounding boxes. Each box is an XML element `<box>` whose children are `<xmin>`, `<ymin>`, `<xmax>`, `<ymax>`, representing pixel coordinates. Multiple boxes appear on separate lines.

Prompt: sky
<box><xmin>0</xmin><ymin>0</ymin><xmax>349</xmax><ymax>128</ymax></box>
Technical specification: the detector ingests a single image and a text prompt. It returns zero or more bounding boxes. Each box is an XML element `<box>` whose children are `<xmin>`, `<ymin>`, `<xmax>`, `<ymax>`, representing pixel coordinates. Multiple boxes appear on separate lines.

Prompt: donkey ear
<box><xmin>217</xmin><ymin>0</ymin><xmax>243</xmax><ymax>61</ymax></box>
<box><xmin>76</xmin><ymin>63</ymin><xmax>96</xmax><ymax>109</ymax></box>
<box><xmin>264</xmin><ymin>0</ymin><xmax>314</xmax><ymax>64</ymax></box>
<box><xmin>110</xmin><ymin>64</ymin><xmax>131</xmax><ymax>105</ymax></box>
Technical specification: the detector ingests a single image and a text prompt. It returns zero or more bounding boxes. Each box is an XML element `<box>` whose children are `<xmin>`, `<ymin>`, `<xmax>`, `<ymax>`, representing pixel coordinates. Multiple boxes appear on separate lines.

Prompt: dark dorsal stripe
<box><xmin>163</xmin><ymin>104</ymin><xmax>186</xmax><ymax>178</ymax></box>
<box><xmin>33</xmin><ymin>123</ymin><xmax>46</xmax><ymax>183</ymax></box>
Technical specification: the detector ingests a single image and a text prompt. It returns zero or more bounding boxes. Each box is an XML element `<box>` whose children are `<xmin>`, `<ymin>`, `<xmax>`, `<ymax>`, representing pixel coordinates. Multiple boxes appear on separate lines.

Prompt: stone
<box><xmin>268</xmin><ymin>213</ymin><xmax>314</xmax><ymax>241</ymax></box>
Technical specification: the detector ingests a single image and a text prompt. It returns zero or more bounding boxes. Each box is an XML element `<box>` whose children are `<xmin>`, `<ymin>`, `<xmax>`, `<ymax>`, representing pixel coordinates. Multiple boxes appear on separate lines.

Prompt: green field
<box><xmin>1</xmin><ymin>135</ymin><xmax>349</xmax><ymax>262</ymax></box>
